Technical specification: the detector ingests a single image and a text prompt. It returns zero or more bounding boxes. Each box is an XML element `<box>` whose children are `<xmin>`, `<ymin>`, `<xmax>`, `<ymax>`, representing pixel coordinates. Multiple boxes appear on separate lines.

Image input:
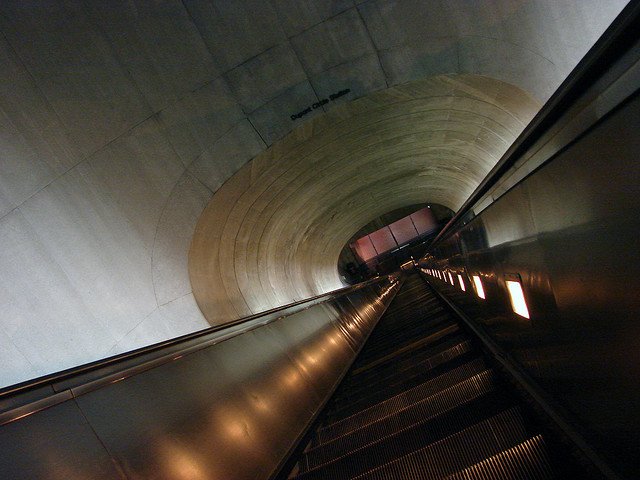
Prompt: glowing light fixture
<box><xmin>458</xmin><ymin>274</ymin><xmax>465</xmax><ymax>291</ymax></box>
<box><xmin>448</xmin><ymin>272</ymin><xmax>454</xmax><ymax>285</ymax></box>
<box><xmin>506</xmin><ymin>279</ymin><xmax>530</xmax><ymax>319</ymax></box>
<box><xmin>473</xmin><ymin>275</ymin><xmax>485</xmax><ymax>299</ymax></box>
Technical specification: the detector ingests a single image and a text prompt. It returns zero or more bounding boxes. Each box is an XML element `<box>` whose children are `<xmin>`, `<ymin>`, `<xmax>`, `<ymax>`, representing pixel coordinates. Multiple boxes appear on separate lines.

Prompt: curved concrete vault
<box><xmin>190</xmin><ymin>75</ymin><xmax>539</xmax><ymax>324</ymax></box>
<box><xmin>0</xmin><ymin>0</ymin><xmax>627</xmax><ymax>387</ymax></box>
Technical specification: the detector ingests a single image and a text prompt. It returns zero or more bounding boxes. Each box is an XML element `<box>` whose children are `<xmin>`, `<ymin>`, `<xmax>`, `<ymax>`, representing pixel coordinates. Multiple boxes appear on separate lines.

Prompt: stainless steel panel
<box><xmin>263</xmin><ymin>306</ymin><xmax>355</xmax><ymax>402</ymax></box>
<box><xmin>76</xmin><ymin>326</ymin><xmax>317</xmax><ymax>479</ymax></box>
<box><xmin>0</xmin><ymin>400</ymin><xmax>124</xmax><ymax>479</ymax></box>
<box><xmin>0</xmin><ymin>279</ymin><xmax>379</xmax><ymax>405</ymax></box>
<box><xmin>424</xmin><ymin>86</ymin><xmax>640</xmax><ymax>475</ymax></box>
<box><xmin>0</xmin><ymin>277</ymin><xmax>398</xmax><ymax>480</ymax></box>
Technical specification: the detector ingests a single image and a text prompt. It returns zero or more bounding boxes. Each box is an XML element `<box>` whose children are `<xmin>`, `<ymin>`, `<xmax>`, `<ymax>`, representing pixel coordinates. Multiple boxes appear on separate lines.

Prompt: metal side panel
<box><xmin>74</xmin><ymin>326</ymin><xmax>320</xmax><ymax>479</ymax></box>
<box><xmin>261</xmin><ymin>306</ymin><xmax>357</xmax><ymax>403</ymax></box>
<box><xmin>0</xmin><ymin>400</ymin><xmax>124</xmax><ymax>479</ymax></box>
<box><xmin>423</xmin><ymin>38</ymin><xmax>640</xmax><ymax>476</ymax></box>
<box><xmin>0</xmin><ymin>279</ymin><xmax>398</xmax><ymax>480</ymax></box>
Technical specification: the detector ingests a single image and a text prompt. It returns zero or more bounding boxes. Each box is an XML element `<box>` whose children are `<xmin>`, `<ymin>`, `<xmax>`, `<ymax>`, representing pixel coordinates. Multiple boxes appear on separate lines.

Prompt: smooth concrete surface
<box><xmin>190</xmin><ymin>75</ymin><xmax>540</xmax><ymax>324</ymax></box>
<box><xmin>0</xmin><ymin>0</ymin><xmax>627</xmax><ymax>387</ymax></box>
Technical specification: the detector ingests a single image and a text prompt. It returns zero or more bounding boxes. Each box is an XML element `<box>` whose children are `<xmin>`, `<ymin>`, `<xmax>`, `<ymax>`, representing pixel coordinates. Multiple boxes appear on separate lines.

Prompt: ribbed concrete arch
<box><xmin>190</xmin><ymin>75</ymin><xmax>539</xmax><ymax>324</ymax></box>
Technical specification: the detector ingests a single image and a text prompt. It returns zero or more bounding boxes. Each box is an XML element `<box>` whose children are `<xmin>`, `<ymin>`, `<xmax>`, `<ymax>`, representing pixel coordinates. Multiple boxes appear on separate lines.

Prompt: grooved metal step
<box><xmin>349</xmin><ymin>407</ymin><xmax>531</xmax><ymax>480</ymax></box>
<box><xmin>443</xmin><ymin>435</ymin><xmax>554</xmax><ymax>480</ymax></box>
<box><xmin>289</xmin><ymin>274</ymin><xmax>561</xmax><ymax>480</ymax></box>
<box><xmin>341</xmin><ymin>336</ymin><xmax>471</xmax><ymax>392</ymax></box>
<box><xmin>324</xmin><ymin>354</ymin><xmax>480</xmax><ymax>424</ymax></box>
<box><xmin>297</xmin><ymin>391</ymin><xmax>517</xmax><ymax>480</ymax></box>
<box><xmin>315</xmin><ymin>358</ymin><xmax>487</xmax><ymax>446</ymax></box>
<box><xmin>350</xmin><ymin>321</ymin><xmax>458</xmax><ymax>375</ymax></box>
<box><xmin>325</xmin><ymin>337</ymin><xmax>473</xmax><ymax>422</ymax></box>
<box><xmin>300</xmin><ymin>369</ymin><xmax>498</xmax><ymax>474</ymax></box>
<box><xmin>329</xmin><ymin>332</ymin><xmax>469</xmax><ymax>404</ymax></box>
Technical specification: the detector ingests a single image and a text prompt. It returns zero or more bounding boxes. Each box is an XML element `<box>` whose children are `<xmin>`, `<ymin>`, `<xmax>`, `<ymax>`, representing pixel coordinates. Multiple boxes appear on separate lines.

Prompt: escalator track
<box><xmin>286</xmin><ymin>273</ymin><xmax>586</xmax><ymax>479</ymax></box>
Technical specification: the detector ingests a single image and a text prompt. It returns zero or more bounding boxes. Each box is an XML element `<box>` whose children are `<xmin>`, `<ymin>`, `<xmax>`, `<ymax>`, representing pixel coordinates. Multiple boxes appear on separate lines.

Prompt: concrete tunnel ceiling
<box><xmin>0</xmin><ymin>0</ymin><xmax>628</xmax><ymax>387</ymax></box>
<box><xmin>189</xmin><ymin>75</ymin><xmax>539</xmax><ymax>324</ymax></box>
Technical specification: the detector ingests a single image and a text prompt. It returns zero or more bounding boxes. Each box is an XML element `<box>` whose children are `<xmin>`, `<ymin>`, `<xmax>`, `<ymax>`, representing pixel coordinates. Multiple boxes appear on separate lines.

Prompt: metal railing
<box><xmin>0</xmin><ymin>274</ymin><xmax>396</xmax><ymax>411</ymax></box>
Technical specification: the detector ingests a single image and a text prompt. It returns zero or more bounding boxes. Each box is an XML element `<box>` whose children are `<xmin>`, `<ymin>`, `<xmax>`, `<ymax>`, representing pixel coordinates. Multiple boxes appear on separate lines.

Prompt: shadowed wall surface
<box><xmin>0</xmin><ymin>0</ymin><xmax>627</xmax><ymax>387</ymax></box>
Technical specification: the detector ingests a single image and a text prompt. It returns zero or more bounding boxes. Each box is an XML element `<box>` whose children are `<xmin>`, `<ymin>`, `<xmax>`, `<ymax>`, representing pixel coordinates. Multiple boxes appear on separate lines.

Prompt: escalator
<box><xmin>286</xmin><ymin>273</ymin><xmax>586</xmax><ymax>479</ymax></box>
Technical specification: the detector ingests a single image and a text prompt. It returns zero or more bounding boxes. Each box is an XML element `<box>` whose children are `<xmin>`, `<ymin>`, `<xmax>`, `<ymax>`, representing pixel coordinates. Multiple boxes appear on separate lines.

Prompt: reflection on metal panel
<box><xmin>423</xmin><ymin>65</ymin><xmax>640</xmax><ymax>475</ymax></box>
<box><xmin>0</xmin><ymin>278</ymin><xmax>399</xmax><ymax>480</ymax></box>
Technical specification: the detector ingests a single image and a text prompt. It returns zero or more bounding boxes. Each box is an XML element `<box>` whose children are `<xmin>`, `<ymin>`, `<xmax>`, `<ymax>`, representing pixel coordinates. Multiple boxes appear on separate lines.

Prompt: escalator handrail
<box><xmin>0</xmin><ymin>275</ymin><xmax>395</xmax><ymax>401</ymax></box>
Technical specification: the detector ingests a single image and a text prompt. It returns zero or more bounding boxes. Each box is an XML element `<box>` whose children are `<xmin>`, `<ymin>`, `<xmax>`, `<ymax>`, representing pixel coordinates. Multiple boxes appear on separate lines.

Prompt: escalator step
<box><xmin>353</xmin><ymin>316</ymin><xmax>452</xmax><ymax>365</ymax></box>
<box><xmin>301</xmin><ymin>369</ymin><xmax>497</xmax><ymax>472</ymax></box>
<box><xmin>296</xmin><ymin>391</ymin><xmax>516</xmax><ymax>480</ymax></box>
<box><xmin>326</xmin><ymin>338</ymin><xmax>472</xmax><ymax>414</ymax></box>
<box><xmin>352</xmin><ymin>322</ymin><xmax>459</xmax><ymax>375</ymax></box>
<box><xmin>348</xmin><ymin>407</ymin><xmax>532</xmax><ymax>480</ymax></box>
<box><xmin>288</xmin><ymin>276</ymin><xmax>562</xmax><ymax>480</ymax></box>
<box><xmin>443</xmin><ymin>435</ymin><xmax>553</xmax><ymax>480</ymax></box>
<box><xmin>316</xmin><ymin>359</ymin><xmax>487</xmax><ymax>445</ymax></box>
<box><xmin>324</xmin><ymin>353</ymin><xmax>483</xmax><ymax>423</ymax></box>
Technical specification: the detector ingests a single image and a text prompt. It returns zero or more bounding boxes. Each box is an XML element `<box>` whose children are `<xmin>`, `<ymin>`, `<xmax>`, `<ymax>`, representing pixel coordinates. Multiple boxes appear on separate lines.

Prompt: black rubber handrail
<box><xmin>0</xmin><ymin>275</ymin><xmax>393</xmax><ymax>400</ymax></box>
<box><xmin>428</xmin><ymin>0</ymin><xmax>640</xmax><ymax>250</ymax></box>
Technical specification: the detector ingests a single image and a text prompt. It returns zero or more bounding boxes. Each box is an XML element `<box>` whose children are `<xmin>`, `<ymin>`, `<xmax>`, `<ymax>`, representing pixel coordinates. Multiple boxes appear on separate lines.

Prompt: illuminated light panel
<box><xmin>458</xmin><ymin>274</ymin><xmax>465</xmax><ymax>291</ymax></box>
<box><xmin>506</xmin><ymin>280</ymin><xmax>530</xmax><ymax>319</ymax></box>
<box><xmin>448</xmin><ymin>272</ymin><xmax>454</xmax><ymax>285</ymax></box>
<box><xmin>473</xmin><ymin>275</ymin><xmax>485</xmax><ymax>299</ymax></box>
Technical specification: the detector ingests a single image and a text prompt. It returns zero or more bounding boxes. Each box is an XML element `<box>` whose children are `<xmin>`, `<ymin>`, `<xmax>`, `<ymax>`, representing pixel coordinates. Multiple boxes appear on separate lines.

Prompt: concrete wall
<box><xmin>0</xmin><ymin>0</ymin><xmax>627</xmax><ymax>387</ymax></box>
<box><xmin>189</xmin><ymin>75</ymin><xmax>541</xmax><ymax>323</ymax></box>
